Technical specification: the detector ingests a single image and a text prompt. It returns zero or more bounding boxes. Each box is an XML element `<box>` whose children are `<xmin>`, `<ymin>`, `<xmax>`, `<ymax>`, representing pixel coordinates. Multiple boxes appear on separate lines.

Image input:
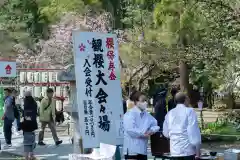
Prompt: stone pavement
<box><xmin>0</xmin><ymin>133</ymin><xmax>73</xmax><ymax>160</ymax></box>
<box><xmin>0</xmin><ymin>132</ymin><xmax>228</xmax><ymax>160</ymax></box>
<box><xmin>0</xmin><ymin>133</ymin><xmax>157</xmax><ymax>160</ymax></box>
<box><xmin>0</xmin><ymin>122</ymin><xmax>74</xmax><ymax>160</ymax></box>
<box><xmin>0</xmin><ymin>122</ymin><xmax>226</xmax><ymax>160</ymax></box>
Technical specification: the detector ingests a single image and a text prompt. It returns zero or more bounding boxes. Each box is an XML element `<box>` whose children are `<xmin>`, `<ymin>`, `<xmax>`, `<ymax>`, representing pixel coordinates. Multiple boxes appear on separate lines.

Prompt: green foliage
<box><xmin>201</xmin><ymin>121</ymin><xmax>227</xmax><ymax>134</ymax></box>
<box><xmin>39</xmin><ymin>0</ymin><xmax>85</xmax><ymax>22</ymax></box>
<box><xmin>118</xmin><ymin>0</ymin><xmax>240</xmax><ymax>92</ymax></box>
<box><xmin>0</xmin><ymin>0</ymin><xmax>50</xmax><ymax>45</ymax></box>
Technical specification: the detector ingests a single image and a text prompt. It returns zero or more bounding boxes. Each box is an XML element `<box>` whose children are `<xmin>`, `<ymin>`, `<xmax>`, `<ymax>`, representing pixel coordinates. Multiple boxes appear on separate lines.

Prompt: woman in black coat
<box><xmin>21</xmin><ymin>91</ymin><xmax>38</xmax><ymax>160</ymax></box>
<box><xmin>154</xmin><ymin>89</ymin><xmax>168</xmax><ymax>130</ymax></box>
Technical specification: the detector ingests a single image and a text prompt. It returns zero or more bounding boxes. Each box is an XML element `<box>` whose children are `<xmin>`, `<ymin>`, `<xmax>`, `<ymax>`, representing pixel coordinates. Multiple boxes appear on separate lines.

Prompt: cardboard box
<box><xmin>224</xmin><ymin>149</ymin><xmax>240</xmax><ymax>160</ymax></box>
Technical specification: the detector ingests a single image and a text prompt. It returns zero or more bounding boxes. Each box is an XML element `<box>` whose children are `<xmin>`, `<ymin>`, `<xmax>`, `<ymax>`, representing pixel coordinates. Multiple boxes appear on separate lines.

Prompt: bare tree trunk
<box><xmin>119</xmin><ymin>56</ymin><xmax>124</xmax><ymax>69</ymax></box>
<box><xmin>229</xmin><ymin>93</ymin><xmax>236</xmax><ymax>109</ymax></box>
<box><xmin>179</xmin><ymin>61</ymin><xmax>198</xmax><ymax>106</ymax></box>
<box><xmin>179</xmin><ymin>61</ymin><xmax>189</xmax><ymax>92</ymax></box>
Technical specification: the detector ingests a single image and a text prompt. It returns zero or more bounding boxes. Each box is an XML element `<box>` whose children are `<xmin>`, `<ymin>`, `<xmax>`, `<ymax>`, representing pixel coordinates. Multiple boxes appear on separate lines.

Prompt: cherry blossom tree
<box><xmin>14</xmin><ymin>10</ymin><xmax>127</xmax><ymax>68</ymax></box>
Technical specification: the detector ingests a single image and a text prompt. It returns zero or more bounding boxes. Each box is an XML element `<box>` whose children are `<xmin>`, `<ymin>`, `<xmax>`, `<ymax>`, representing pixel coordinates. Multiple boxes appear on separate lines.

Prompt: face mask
<box><xmin>138</xmin><ymin>101</ymin><xmax>147</xmax><ymax>110</ymax></box>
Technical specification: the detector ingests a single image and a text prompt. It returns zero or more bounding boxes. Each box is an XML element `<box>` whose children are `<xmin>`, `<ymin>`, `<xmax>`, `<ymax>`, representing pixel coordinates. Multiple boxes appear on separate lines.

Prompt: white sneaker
<box><xmin>3</xmin><ymin>144</ymin><xmax>12</xmax><ymax>149</ymax></box>
<box><xmin>14</xmin><ymin>132</ymin><xmax>20</xmax><ymax>136</ymax></box>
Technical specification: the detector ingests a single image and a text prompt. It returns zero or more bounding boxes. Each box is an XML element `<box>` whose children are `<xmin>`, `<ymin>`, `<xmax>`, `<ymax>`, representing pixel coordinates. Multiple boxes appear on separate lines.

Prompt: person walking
<box><xmin>12</xmin><ymin>89</ymin><xmax>21</xmax><ymax>135</ymax></box>
<box><xmin>38</xmin><ymin>88</ymin><xmax>62</xmax><ymax>146</ymax></box>
<box><xmin>123</xmin><ymin>91</ymin><xmax>159</xmax><ymax>160</ymax></box>
<box><xmin>2</xmin><ymin>88</ymin><xmax>14</xmax><ymax>148</ymax></box>
<box><xmin>21</xmin><ymin>91</ymin><xmax>38</xmax><ymax>160</ymax></box>
<box><xmin>163</xmin><ymin>92</ymin><xmax>201</xmax><ymax>160</ymax></box>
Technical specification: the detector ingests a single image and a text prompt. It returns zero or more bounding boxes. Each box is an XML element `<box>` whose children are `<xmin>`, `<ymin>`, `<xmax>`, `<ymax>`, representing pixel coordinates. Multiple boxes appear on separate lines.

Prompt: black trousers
<box><xmin>4</xmin><ymin>117</ymin><xmax>13</xmax><ymax>144</ymax></box>
<box><xmin>170</xmin><ymin>155</ymin><xmax>195</xmax><ymax>160</ymax></box>
<box><xmin>125</xmin><ymin>154</ymin><xmax>147</xmax><ymax>160</ymax></box>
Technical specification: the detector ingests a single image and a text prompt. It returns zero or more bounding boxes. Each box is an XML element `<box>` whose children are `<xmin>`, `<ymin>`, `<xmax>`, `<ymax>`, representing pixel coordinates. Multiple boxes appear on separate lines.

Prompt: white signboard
<box><xmin>72</xmin><ymin>32</ymin><xmax>124</xmax><ymax>148</ymax></box>
<box><xmin>0</xmin><ymin>60</ymin><xmax>16</xmax><ymax>77</ymax></box>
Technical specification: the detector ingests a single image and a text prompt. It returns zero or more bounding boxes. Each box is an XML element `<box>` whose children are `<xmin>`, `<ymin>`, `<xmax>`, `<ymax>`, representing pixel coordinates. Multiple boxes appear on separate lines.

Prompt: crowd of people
<box><xmin>1</xmin><ymin>88</ymin><xmax>63</xmax><ymax>160</ymax></box>
<box><xmin>1</xmin><ymin>85</ymin><xmax>202</xmax><ymax>160</ymax></box>
<box><xmin>123</xmin><ymin>89</ymin><xmax>201</xmax><ymax>160</ymax></box>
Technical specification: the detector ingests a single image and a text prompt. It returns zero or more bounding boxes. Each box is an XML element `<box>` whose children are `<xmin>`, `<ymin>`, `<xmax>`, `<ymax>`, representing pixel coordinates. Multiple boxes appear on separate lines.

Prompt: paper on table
<box><xmin>99</xmin><ymin>143</ymin><xmax>116</xmax><ymax>158</ymax></box>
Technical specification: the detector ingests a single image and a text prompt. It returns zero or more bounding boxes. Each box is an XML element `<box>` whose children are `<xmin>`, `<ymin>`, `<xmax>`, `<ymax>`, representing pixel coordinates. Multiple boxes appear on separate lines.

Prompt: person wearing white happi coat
<box><xmin>163</xmin><ymin>92</ymin><xmax>201</xmax><ymax>160</ymax></box>
<box><xmin>123</xmin><ymin>91</ymin><xmax>159</xmax><ymax>160</ymax></box>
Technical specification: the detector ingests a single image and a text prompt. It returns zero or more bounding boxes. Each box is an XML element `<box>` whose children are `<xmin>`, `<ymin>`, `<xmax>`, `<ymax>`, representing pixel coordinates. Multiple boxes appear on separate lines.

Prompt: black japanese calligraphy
<box><xmin>83</xmin><ymin>58</ymin><xmax>93</xmax><ymax>98</ymax></box>
<box><xmin>84</xmin><ymin>99</ymin><xmax>90</xmax><ymax>136</ymax></box>
<box><xmin>91</xmin><ymin>125</ymin><xmax>95</xmax><ymax>137</ymax></box>
<box><xmin>91</xmin><ymin>37</ymin><xmax>112</xmax><ymax>133</ymax></box>
<box><xmin>85</xmin><ymin>129</ymin><xmax>90</xmax><ymax>135</ymax></box>
<box><xmin>85</xmin><ymin>77</ymin><xmax>92</xmax><ymax>87</ymax></box>
<box><xmin>88</xmin><ymin>100</ymin><xmax>93</xmax><ymax>105</ymax></box>
<box><xmin>88</xmin><ymin>99</ymin><xmax>95</xmax><ymax>137</ymax></box>
<box><xmin>85</xmin><ymin>87</ymin><xmax>93</xmax><ymax>97</ymax></box>
<box><xmin>83</xmin><ymin>59</ymin><xmax>91</xmax><ymax>67</ymax></box>
<box><xmin>93</xmin><ymin>54</ymin><xmax>104</xmax><ymax>68</ymax></box>
<box><xmin>95</xmin><ymin>70</ymin><xmax>107</xmax><ymax>85</ymax></box>
<box><xmin>88</xmin><ymin>100</ymin><xmax>93</xmax><ymax>115</ymax></box>
<box><xmin>95</xmin><ymin>88</ymin><xmax>108</xmax><ymax>104</ymax></box>
<box><xmin>98</xmin><ymin>115</ymin><xmax>110</xmax><ymax>132</ymax></box>
<box><xmin>84</xmin><ymin>117</ymin><xmax>88</xmax><ymax>123</ymax></box>
<box><xmin>83</xmin><ymin>100</ymin><xmax>88</xmax><ymax>114</ymax></box>
<box><xmin>92</xmin><ymin>38</ymin><xmax>103</xmax><ymax>52</ymax></box>
<box><xmin>100</xmin><ymin>105</ymin><xmax>106</xmax><ymax>113</ymax></box>
<box><xmin>84</xmin><ymin>67</ymin><xmax>91</xmax><ymax>77</ymax></box>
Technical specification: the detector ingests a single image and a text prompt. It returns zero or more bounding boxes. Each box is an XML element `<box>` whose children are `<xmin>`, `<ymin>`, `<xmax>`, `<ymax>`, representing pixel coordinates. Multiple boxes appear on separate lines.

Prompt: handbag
<box><xmin>37</xmin><ymin>99</ymin><xmax>51</xmax><ymax>116</ymax></box>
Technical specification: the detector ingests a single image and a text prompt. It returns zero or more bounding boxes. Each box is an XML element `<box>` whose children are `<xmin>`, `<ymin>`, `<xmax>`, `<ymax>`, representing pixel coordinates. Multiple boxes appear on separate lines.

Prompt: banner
<box><xmin>72</xmin><ymin>32</ymin><xmax>124</xmax><ymax>148</ymax></box>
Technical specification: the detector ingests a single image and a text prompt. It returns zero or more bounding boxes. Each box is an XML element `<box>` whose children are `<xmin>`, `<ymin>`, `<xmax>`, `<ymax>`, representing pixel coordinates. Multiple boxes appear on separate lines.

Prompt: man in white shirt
<box><xmin>163</xmin><ymin>92</ymin><xmax>201</xmax><ymax>160</ymax></box>
<box><xmin>123</xmin><ymin>92</ymin><xmax>159</xmax><ymax>160</ymax></box>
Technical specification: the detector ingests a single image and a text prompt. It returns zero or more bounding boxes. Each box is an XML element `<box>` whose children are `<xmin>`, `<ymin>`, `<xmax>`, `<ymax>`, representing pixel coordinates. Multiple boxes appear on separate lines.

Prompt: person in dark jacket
<box><xmin>167</xmin><ymin>88</ymin><xmax>178</xmax><ymax>112</ymax></box>
<box><xmin>21</xmin><ymin>91</ymin><xmax>38</xmax><ymax>160</ymax></box>
<box><xmin>12</xmin><ymin>89</ymin><xmax>21</xmax><ymax>133</ymax></box>
<box><xmin>154</xmin><ymin>89</ymin><xmax>168</xmax><ymax>130</ymax></box>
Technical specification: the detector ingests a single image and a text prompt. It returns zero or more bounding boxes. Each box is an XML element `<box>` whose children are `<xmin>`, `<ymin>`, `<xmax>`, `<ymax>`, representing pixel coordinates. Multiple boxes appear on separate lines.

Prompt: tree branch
<box><xmin>128</xmin><ymin>64</ymin><xmax>147</xmax><ymax>84</ymax></box>
<box><xmin>137</xmin><ymin>63</ymin><xmax>156</xmax><ymax>90</ymax></box>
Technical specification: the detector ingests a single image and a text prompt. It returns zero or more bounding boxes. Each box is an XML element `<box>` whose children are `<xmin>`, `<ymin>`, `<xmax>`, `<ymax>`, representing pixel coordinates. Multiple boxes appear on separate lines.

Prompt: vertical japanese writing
<box><xmin>88</xmin><ymin>100</ymin><xmax>95</xmax><ymax>137</ymax></box>
<box><xmin>83</xmin><ymin>59</ymin><xmax>92</xmax><ymax>97</ymax></box>
<box><xmin>83</xmin><ymin>100</ymin><xmax>89</xmax><ymax>136</ymax></box>
<box><xmin>74</xmin><ymin>32</ymin><xmax>124</xmax><ymax>148</ymax></box>
<box><xmin>106</xmin><ymin>38</ymin><xmax>116</xmax><ymax>80</ymax></box>
<box><xmin>91</xmin><ymin>38</ymin><xmax>110</xmax><ymax>132</ymax></box>
<box><xmin>83</xmin><ymin>57</ymin><xmax>93</xmax><ymax>137</ymax></box>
